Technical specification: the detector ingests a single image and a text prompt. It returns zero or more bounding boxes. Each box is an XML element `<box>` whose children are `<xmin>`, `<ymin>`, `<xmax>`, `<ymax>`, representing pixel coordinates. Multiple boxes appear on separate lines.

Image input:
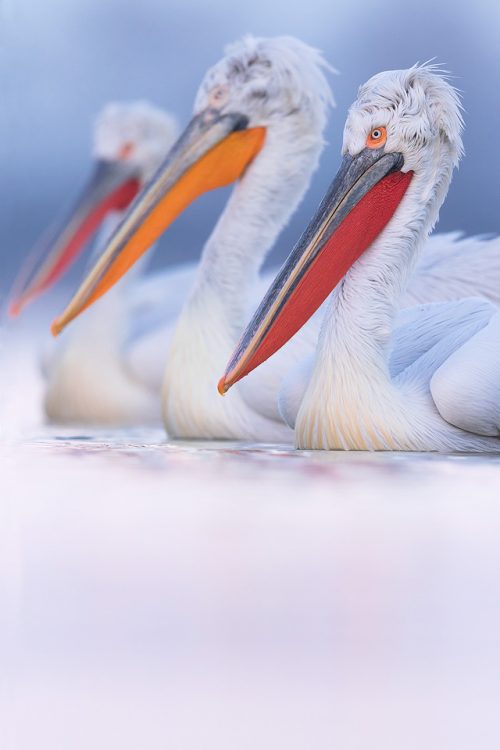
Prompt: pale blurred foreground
<box><xmin>2</xmin><ymin>309</ymin><xmax>500</xmax><ymax>749</ymax></box>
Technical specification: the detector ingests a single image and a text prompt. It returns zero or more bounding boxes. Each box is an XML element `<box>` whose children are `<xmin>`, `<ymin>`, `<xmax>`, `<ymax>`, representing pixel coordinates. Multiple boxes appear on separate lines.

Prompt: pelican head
<box><xmin>218</xmin><ymin>66</ymin><xmax>465</xmax><ymax>392</ymax></box>
<box><xmin>50</xmin><ymin>35</ymin><xmax>335</xmax><ymax>335</ymax></box>
<box><xmin>194</xmin><ymin>35</ymin><xmax>334</xmax><ymax>138</ymax></box>
<box><xmin>93</xmin><ymin>101</ymin><xmax>179</xmax><ymax>183</ymax></box>
<box><xmin>9</xmin><ymin>101</ymin><xmax>178</xmax><ymax>317</ymax></box>
<box><xmin>344</xmin><ymin>65</ymin><xmax>463</xmax><ymax>230</ymax></box>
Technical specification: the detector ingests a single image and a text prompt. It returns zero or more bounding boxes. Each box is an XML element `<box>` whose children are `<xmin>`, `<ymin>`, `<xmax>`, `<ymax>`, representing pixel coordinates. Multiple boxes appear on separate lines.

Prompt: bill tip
<box><xmin>217</xmin><ymin>376</ymin><xmax>229</xmax><ymax>396</ymax></box>
<box><xmin>8</xmin><ymin>300</ymin><xmax>22</xmax><ymax>319</ymax></box>
<box><xmin>50</xmin><ymin>318</ymin><xmax>63</xmax><ymax>337</ymax></box>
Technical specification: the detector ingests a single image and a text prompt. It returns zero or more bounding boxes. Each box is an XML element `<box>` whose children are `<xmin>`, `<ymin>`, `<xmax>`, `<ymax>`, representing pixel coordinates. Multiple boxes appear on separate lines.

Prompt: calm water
<box><xmin>2</xmin><ymin>316</ymin><xmax>500</xmax><ymax>749</ymax></box>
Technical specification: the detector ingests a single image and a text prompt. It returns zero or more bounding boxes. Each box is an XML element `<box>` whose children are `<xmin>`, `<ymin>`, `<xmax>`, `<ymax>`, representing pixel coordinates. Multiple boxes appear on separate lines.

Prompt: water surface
<box><xmin>2</xmin><ymin>323</ymin><xmax>500</xmax><ymax>749</ymax></box>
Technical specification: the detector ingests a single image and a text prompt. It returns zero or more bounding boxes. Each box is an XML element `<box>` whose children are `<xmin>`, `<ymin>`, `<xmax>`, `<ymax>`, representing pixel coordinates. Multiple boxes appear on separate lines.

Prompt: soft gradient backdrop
<box><xmin>0</xmin><ymin>0</ymin><xmax>498</xmax><ymax>295</ymax></box>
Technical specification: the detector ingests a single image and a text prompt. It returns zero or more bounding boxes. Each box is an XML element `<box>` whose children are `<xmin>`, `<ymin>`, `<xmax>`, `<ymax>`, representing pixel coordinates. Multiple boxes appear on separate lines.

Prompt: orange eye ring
<box><xmin>119</xmin><ymin>142</ymin><xmax>135</xmax><ymax>160</ymax></box>
<box><xmin>366</xmin><ymin>126</ymin><xmax>387</xmax><ymax>149</ymax></box>
<box><xmin>208</xmin><ymin>85</ymin><xmax>229</xmax><ymax>109</ymax></box>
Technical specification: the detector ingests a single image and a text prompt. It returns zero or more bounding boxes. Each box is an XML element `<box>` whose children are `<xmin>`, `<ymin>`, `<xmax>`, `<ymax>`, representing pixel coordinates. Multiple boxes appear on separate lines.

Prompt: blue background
<box><xmin>1</xmin><ymin>0</ymin><xmax>498</xmax><ymax>292</ymax></box>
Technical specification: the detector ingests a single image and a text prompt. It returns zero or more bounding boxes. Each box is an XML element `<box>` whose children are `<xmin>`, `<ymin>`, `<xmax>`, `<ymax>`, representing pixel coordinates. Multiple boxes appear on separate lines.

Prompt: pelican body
<box><xmin>51</xmin><ymin>36</ymin><xmax>336</xmax><ymax>440</ymax></box>
<box><xmin>9</xmin><ymin>102</ymin><xmax>179</xmax><ymax>425</ymax></box>
<box><xmin>52</xmin><ymin>45</ymin><xmax>500</xmax><ymax>443</ymax></box>
<box><xmin>220</xmin><ymin>66</ymin><xmax>500</xmax><ymax>452</ymax></box>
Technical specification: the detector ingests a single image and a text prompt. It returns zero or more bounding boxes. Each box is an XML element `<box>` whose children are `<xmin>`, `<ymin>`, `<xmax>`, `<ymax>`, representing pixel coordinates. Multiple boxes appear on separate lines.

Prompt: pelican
<box><xmin>49</xmin><ymin>35</ymin><xmax>336</xmax><ymax>440</ymax></box>
<box><xmin>9</xmin><ymin>101</ymin><xmax>181</xmax><ymax>424</ymax></box>
<box><xmin>51</xmin><ymin>42</ymin><xmax>500</xmax><ymax>442</ymax></box>
<box><xmin>219</xmin><ymin>65</ymin><xmax>500</xmax><ymax>452</ymax></box>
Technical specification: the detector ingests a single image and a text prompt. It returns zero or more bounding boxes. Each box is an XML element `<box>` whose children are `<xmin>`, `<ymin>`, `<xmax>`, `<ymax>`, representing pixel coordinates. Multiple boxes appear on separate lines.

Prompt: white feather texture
<box><xmin>161</xmin><ymin>35</ymin><xmax>336</xmax><ymax>440</ymax></box>
<box><xmin>408</xmin><ymin>232</ymin><xmax>500</xmax><ymax>306</ymax></box>
<box><xmin>280</xmin><ymin>65</ymin><xmax>500</xmax><ymax>452</ymax></box>
<box><xmin>43</xmin><ymin>57</ymin><xmax>500</xmax><ymax>438</ymax></box>
<box><xmin>195</xmin><ymin>35</ymin><xmax>335</xmax><ymax>130</ymax></box>
<box><xmin>44</xmin><ymin>37</ymin><xmax>336</xmax><ymax>432</ymax></box>
<box><xmin>93</xmin><ymin>101</ymin><xmax>179</xmax><ymax>181</ymax></box>
<box><xmin>129</xmin><ymin>59</ymin><xmax>499</xmax><ymax>440</ymax></box>
<box><xmin>44</xmin><ymin>102</ymin><xmax>179</xmax><ymax>425</ymax></box>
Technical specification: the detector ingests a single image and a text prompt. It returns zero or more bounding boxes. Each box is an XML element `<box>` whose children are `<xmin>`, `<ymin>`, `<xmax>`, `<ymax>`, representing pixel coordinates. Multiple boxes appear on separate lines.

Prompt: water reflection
<box><xmin>21</xmin><ymin>424</ymin><xmax>500</xmax><ymax>486</ymax></box>
<box><xmin>4</xmin><ymin>329</ymin><xmax>500</xmax><ymax>750</ymax></box>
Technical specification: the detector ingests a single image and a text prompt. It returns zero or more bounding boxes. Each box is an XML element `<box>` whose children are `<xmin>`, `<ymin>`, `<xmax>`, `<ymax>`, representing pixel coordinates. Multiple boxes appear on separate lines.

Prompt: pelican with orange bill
<box><xmin>219</xmin><ymin>65</ymin><xmax>500</xmax><ymax>452</ymax></box>
<box><xmin>49</xmin><ymin>52</ymin><xmax>500</xmax><ymax>442</ymax></box>
<box><xmin>50</xmin><ymin>108</ymin><xmax>266</xmax><ymax>336</ymax></box>
<box><xmin>49</xmin><ymin>36</ymin><xmax>337</xmax><ymax>441</ymax></box>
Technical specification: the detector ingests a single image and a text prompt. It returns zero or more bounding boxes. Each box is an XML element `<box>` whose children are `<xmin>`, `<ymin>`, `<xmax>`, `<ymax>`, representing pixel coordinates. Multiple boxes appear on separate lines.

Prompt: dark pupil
<box><xmin>373</xmin><ymin>130</ymin><xmax>380</xmax><ymax>138</ymax></box>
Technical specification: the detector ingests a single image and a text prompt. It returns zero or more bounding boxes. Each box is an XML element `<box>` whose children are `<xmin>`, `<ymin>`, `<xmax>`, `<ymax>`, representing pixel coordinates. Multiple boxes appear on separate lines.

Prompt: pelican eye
<box><xmin>118</xmin><ymin>141</ymin><xmax>135</xmax><ymax>159</ymax></box>
<box><xmin>366</xmin><ymin>126</ymin><xmax>387</xmax><ymax>149</ymax></box>
<box><xmin>208</xmin><ymin>85</ymin><xmax>229</xmax><ymax>108</ymax></box>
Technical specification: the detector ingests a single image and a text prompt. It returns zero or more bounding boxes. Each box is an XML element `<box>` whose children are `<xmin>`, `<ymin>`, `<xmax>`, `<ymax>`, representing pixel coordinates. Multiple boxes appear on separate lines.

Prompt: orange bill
<box><xmin>51</xmin><ymin>110</ymin><xmax>266</xmax><ymax>336</ymax></box>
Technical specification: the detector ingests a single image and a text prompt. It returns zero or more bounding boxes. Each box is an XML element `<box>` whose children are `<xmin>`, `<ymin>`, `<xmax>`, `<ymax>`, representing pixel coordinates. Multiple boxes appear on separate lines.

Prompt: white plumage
<box><xmin>37</xmin><ymin>36</ymin><xmax>335</xmax><ymax>432</ymax></box>
<box><xmin>267</xmin><ymin>65</ymin><xmax>500</xmax><ymax>451</ymax></box>
<box><xmin>92</xmin><ymin>101</ymin><xmax>179</xmax><ymax>184</ymax></box>
<box><xmin>42</xmin><ymin>102</ymin><xmax>179</xmax><ymax>425</ymax></box>
<box><xmin>119</xmin><ymin>44</ymin><xmax>500</xmax><ymax>442</ymax></box>
<box><xmin>409</xmin><ymin>232</ymin><xmax>500</xmax><ymax>306</ymax></box>
<box><xmin>44</xmin><ymin>47</ymin><xmax>499</xmax><ymax>440</ymax></box>
<box><xmin>127</xmin><ymin>35</ymin><xmax>336</xmax><ymax>441</ymax></box>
